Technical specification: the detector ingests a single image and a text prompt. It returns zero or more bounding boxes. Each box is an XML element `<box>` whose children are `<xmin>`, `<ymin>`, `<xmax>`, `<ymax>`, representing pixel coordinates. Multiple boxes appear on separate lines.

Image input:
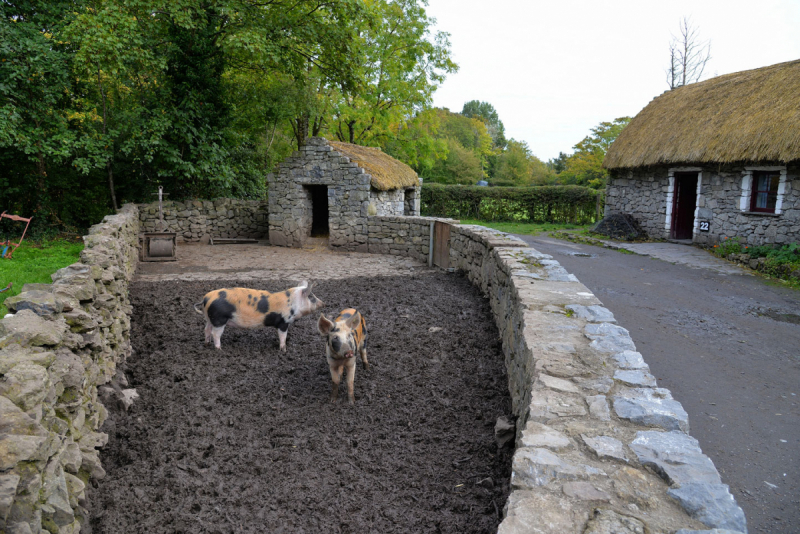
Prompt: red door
<box><xmin>671</xmin><ymin>173</ymin><xmax>698</xmax><ymax>240</ymax></box>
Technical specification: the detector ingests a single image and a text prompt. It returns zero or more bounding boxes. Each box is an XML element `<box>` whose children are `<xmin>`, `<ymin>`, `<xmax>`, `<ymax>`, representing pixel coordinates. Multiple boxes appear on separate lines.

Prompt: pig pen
<box><xmin>87</xmin><ymin>273</ymin><xmax>512</xmax><ymax>533</ymax></box>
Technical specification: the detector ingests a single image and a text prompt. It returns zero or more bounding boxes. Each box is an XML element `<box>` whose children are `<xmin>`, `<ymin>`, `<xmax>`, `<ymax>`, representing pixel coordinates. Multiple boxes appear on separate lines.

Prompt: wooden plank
<box><xmin>433</xmin><ymin>221</ymin><xmax>451</xmax><ymax>269</ymax></box>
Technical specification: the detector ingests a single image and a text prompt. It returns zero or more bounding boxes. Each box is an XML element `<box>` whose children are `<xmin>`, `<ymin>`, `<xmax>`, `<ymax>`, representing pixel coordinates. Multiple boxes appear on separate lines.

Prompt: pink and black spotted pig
<box><xmin>194</xmin><ymin>281</ymin><xmax>323</xmax><ymax>350</ymax></box>
<box><xmin>318</xmin><ymin>309</ymin><xmax>368</xmax><ymax>404</ymax></box>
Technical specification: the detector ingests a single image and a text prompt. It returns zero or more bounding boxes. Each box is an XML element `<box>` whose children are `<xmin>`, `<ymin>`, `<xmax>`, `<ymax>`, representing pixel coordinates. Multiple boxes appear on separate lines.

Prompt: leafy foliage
<box><xmin>556</xmin><ymin>117</ymin><xmax>631</xmax><ymax>189</ymax></box>
<box><xmin>421</xmin><ymin>184</ymin><xmax>602</xmax><ymax>224</ymax></box>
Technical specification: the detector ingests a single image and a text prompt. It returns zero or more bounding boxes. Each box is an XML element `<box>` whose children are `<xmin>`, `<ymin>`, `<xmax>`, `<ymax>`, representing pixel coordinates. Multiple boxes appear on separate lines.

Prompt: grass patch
<box><xmin>459</xmin><ymin>220</ymin><xmax>592</xmax><ymax>236</ymax></box>
<box><xmin>0</xmin><ymin>239</ymin><xmax>84</xmax><ymax>316</ymax></box>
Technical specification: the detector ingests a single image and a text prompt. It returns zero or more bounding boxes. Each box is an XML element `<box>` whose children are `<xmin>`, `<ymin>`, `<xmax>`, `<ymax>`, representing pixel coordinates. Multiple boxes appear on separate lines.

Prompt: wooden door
<box><xmin>671</xmin><ymin>173</ymin><xmax>698</xmax><ymax>240</ymax></box>
<box><xmin>433</xmin><ymin>221</ymin><xmax>450</xmax><ymax>268</ymax></box>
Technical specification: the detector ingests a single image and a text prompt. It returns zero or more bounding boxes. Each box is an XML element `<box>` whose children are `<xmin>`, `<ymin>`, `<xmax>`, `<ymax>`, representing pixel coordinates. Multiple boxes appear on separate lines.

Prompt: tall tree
<box><xmin>666</xmin><ymin>17</ymin><xmax>711</xmax><ymax>89</ymax></box>
<box><xmin>461</xmin><ymin>100</ymin><xmax>506</xmax><ymax>149</ymax></box>
<box><xmin>331</xmin><ymin>0</ymin><xmax>457</xmax><ymax>146</ymax></box>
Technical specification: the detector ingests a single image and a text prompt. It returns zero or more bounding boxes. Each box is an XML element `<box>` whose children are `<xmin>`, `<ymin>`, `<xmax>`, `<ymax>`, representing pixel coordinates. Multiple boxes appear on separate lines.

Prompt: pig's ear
<box><xmin>301</xmin><ymin>281</ymin><xmax>313</xmax><ymax>296</ymax></box>
<box><xmin>318</xmin><ymin>314</ymin><xmax>334</xmax><ymax>335</ymax></box>
<box><xmin>345</xmin><ymin>311</ymin><xmax>361</xmax><ymax>329</ymax></box>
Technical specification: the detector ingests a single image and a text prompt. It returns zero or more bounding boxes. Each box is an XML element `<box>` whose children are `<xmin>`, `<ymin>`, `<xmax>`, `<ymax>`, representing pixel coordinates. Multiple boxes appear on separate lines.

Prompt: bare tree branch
<box><xmin>665</xmin><ymin>17</ymin><xmax>711</xmax><ymax>89</ymax></box>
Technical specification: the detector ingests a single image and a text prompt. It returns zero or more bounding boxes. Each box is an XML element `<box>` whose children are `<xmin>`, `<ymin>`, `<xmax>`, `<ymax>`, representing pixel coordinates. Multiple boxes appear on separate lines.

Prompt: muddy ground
<box><xmin>518</xmin><ymin>234</ymin><xmax>800</xmax><ymax>534</ymax></box>
<box><xmin>87</xmin><ymin>273</ymin><xmax>512</xmax><ymax>533</ymax></box>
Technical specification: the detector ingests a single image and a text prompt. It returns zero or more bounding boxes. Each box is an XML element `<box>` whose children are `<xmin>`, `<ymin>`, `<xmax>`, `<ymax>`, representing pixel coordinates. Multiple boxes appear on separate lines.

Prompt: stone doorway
<box><xmin>670</xmin><ymin>172</ymin><xmax>698</xmax><ymax>240</ymax></box>
<box><xmin>306</xmin><ymin>185</ymin><xmax>329</xmax><ymax>238</ymax></box>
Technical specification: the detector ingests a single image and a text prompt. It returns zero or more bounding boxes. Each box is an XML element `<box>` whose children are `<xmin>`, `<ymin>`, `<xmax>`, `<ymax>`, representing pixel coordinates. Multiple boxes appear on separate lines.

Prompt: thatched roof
<box><xmin>604</xmin><ymin>59</ymin><xmax>800</xmax><ymax>170</ymax></box>
<box><xmin>329</xmin><ymin>141</ymin><xmax>419</xmax><ymax>191</ymax></box>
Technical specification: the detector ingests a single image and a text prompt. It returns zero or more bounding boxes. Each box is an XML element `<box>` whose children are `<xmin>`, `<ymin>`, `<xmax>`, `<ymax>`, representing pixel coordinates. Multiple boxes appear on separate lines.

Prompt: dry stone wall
<box><xmin>139</xmin><ymin>198</ymin><xmax>269</xmax><ymax>242</ymax></box>
<box><xmin>0</xmin><ymin>205</ymin><xmax>139</xmax><ymax>534</ymax></box>
<box><xmin>363</xmin><ymin>216</ymin><xmax>457</xmax><ymax>263</ymax></box>
<box><xmin>378</xmin><ymin>220</ymin><xmax>747</xmax><ymax>533</ymax></box>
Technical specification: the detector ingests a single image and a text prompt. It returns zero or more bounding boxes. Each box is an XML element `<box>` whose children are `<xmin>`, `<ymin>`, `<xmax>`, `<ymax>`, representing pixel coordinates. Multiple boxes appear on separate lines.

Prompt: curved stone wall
<box><xmin>0</xmin><ymin>205</ymin><xmax>139</xmax><ymax>533</ymax></box>
<box><xmin>0</xmin><ymin>203</ymin><xmax>748</xmax><ymax>533</ymax></box>
<box><xmin>372</xmin><ymin>216</ymin><xmax>747</xmax><ymax>534</ymax></box>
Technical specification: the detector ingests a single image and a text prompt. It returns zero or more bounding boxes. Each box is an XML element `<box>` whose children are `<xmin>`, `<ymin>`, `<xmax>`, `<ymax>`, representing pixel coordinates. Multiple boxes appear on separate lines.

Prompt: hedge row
<box><xmin>421</xmin><ymin>184</ymin><xmax>603</xmax><ymax>224</ymax></box>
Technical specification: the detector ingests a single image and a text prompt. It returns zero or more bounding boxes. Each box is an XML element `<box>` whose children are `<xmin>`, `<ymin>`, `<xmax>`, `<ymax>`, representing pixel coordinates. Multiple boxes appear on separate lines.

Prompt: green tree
<box><xmin>559</xmin><ymin>117</ymin><xmax>630</xmax><ymax>189</ymax></box>
<box><xmin>461</xmin><ymin>100</ymin><xmax>506</xmax><ymax>149</ymax></box>
<box><xmin>0</xmin><ymin>1</ymin><xmax>78</xmax><ymax>217</ymax></box>
<box><xmin>331</xmin><ymin>0</ymin><xmax>457</xmax><ymax>146</ymax></box>
<box><xmin>492</xmin><ymin>139</ymin><xmax>554</xmax><ymax>186</ymax></box>
<box><xmin>425</xmin><ymin>137</ymin><xmax>483</xmax><ymax>185</ymax></box>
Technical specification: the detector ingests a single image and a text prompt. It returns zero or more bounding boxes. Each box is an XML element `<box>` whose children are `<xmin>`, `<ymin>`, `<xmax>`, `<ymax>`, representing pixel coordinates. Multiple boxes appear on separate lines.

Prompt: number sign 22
<box><xmin>698</xmin><ymin>221</ymin><xmax>710</xmax><ymax>232</ymax></box>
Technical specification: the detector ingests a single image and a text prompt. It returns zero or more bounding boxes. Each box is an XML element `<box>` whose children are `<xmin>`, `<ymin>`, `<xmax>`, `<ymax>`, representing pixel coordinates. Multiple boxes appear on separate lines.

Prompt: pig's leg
<box><xmin>277</xmin><ymin>325</ymin><xmax>289</xmax><ymax>352</ymax></box>
<box><xmin>204</xmin><ymin>321</ymin><xmax>212</xmax><ymax>344</ymax></box>
<box><xmin>359</xmin><ymin>347</ymin><xmax>369</xmax><ymax>370</ymax></box>
<box><xmin>211</xmin><ymin>325</ymin><xmax>225</xmax><ymax>349</ymax></box>
<box><xmin>345</xmin><ymin>359</ymin><xmax>356</xmax><ymax>405</ymax></box>
<box><xmin>329</xmin><ymin>362</ymin><xmax>343</xmax><ymax>402</ymax></box>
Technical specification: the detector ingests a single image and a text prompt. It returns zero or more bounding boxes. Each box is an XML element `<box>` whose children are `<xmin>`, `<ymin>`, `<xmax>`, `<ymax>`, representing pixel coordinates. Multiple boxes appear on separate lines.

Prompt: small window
<box><xmin>750</xmin><ymin>171</ymin><xmax>780</xmax><ymax>213</ymax></box>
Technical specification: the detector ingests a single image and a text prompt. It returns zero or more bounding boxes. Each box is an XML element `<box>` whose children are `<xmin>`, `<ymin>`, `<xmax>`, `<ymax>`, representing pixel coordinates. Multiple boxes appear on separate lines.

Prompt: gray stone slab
<box><xmin>538</xmin><ymin>373</ymin><xmax>581</xmax><ymax>393</ymax></box>
<box><xmin>562</xmin><ymin>481</ymin><xmax>612</xmax><ymax>502</ymax></box>
<box><xmin>583</xmin><ymin>508</ymin><xmax>647</xmax><ymax>534</ymax></box>
<box><xmin>613</xmin><ymin>388</ymin><xmax>690</xmax><ymax>432</ymax></box>
<box><xmin>518</xmin><ymin>421</ymin><xmax>572</xmax><ymax>450</ymax></box>
<box><xmin>586</xmin><ymin>395</ymin><xmax>611</xmax><ymax>421</ymax></box>
<box><xmin>614</xmin><ymin>370</ymin><xmax>657</xmax><ymax>387</ymax></box>
<box><xmin>566</xmin><ymin>304</ymin><xmax>617</xmax><ymax>323</ymax></box>
<box><xmin>528</xmin><ymin>390</ymin><xmax>587</xmax><ymax>422</ymax></box>
<box><xmin>612</xmin><ymin>350</ymin><xmax>650</xmax><ymax>370</ymax></box>
<box><xmin>498</xmin><ymin>490</ymin><xmax>584</xmax><ymax>534</ymax></box>
<box><xmin>511</xmin><ymin>447</ymin><xmax>604</xmax><ymax>488</ymax></box>
<box><xmin>581</xmin><ymin>434</ymin><xmax>627</xmax><ymax>462</ymax></box>
<box><xmin>630</xmin><ymin>431</ymin><xmax>722</xmax><ymax>486</ymax></box>
<box><xmin>668</xmin><ymin>483</ymin><xmax>747</xmax><ymax>533</ymax></box>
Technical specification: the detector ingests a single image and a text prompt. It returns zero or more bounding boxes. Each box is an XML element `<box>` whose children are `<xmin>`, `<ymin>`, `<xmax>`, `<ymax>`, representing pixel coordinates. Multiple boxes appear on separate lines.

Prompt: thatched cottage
<box><xmin>267</xmin><ymin>137</ymin><xmax>421</xmax><ymax>249</ymax></box>
<box><xmin>603</xmin><ymin>59</ymin><xmax>800</xmax><ymax>246</ymax></box>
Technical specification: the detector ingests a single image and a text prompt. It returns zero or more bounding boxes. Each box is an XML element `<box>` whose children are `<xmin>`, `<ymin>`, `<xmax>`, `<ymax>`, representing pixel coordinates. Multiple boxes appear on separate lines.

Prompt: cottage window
<box><xmin>749</xmin><ymin>171</ymin><xmax>780</xmax><ymax>213</ymax></box>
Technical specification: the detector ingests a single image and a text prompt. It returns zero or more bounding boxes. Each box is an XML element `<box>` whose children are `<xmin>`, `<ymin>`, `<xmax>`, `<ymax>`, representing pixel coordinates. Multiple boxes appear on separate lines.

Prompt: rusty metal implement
<box><xmin>0</xmin><ymin>211</ymin><xmax>32</xmax><ymax>259</ymax></box>
<box><xmin>141</xmin><ymin>186</ymin><xmax>178</xmax><ymax>262</ymax></box>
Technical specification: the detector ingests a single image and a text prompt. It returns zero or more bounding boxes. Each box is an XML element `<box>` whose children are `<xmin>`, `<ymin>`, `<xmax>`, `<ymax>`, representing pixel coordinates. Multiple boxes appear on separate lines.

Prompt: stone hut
<box><xmin>603</xmin><ymin>59</ymin><xmax>800</xmax><ymax>246</ymax></box>
<box><xmin>267</xmin><ymin>137</ymin><xmax>422</xmax><ymax>249</ymax></box>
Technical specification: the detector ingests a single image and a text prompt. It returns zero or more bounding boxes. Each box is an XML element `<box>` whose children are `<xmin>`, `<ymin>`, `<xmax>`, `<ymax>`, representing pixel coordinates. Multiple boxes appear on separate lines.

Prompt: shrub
<box><xmin>421</xmin><ymin>184</ymin><xmax>602</xmax><ymax>224</ymax></box>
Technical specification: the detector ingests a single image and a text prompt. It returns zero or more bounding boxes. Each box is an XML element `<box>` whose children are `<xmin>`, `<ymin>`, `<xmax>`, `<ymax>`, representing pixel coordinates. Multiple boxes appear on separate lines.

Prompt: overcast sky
<box><xmin>425</xmin><ymin>0</ymin><xmax>800</xmax><ymax>161</ymax></box>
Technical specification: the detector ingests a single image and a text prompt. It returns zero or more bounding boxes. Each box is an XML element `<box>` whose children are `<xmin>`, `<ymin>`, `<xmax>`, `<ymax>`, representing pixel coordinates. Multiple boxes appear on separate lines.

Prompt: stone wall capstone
<box><xmin>139</xmin><ymin>198</ymin><xmax>269</xmax><ymax>242</ymax></box>
<box><xmin>0</xmin><ymin>204</ymin><xmax>139</xmax><ymax>534</ymax></box>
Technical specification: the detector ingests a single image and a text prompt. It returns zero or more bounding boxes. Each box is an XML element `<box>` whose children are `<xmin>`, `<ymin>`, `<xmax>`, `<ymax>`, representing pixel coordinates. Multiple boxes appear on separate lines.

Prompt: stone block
<box><xmin>668</xmin><ymin>483</ymin><xmax>747</xmax><ymax>533</ymax></box>
<box><xmin>0</xmin><ymin>310</ymin><xmax>68</xmax><ymax>348</ymax></box>
<box><xmin>581</xmin><ymin>434</ymin><xmax>627</xmax><ymax>462</ymax></box>
<box><xmin>497</xmin><ymin>490</ymin><xmax>586</xmax><ymax>534</ymax></box>
<box><xmin>613</xmin><ymin>388</ymin><xmax>689</xmax><ymax>432</ymax></box>
<box><xmin>511</xmin><ymin>447</ymin><xmax>603</xmax><ymax>488</ymax></box>
<box><xmin>518</xmin><ymin>421</ymin><xmax>571</xmax><ymax>450</ymax></box>
<box><xmin>630</xmin><ymin>430</ymin><xmax>721</xmax><ymax>486</ymax></box>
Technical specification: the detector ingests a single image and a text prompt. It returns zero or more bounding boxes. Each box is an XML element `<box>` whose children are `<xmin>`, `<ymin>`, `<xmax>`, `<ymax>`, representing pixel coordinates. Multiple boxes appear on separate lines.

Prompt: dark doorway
<box><xmin>307</xmin><ymin>185</ymin><xmax>329</xmax><ymax>237</ymax></box>
<box><xmin>671</xmin><ymin>173</ymin><xmax>698</xmax><ymax>240</ymax></box>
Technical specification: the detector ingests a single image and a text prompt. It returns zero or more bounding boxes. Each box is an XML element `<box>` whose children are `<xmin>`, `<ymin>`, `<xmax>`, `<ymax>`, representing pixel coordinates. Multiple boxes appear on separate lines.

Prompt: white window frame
<box><xmin>741</xmin><ymin>166</ymin><xmax>787</xmax><ymax>214</ymax></box>
<box><xmin>666</xmin><ymin>167</ymin><xmax>703</xmax><ymax>237</ymax></box>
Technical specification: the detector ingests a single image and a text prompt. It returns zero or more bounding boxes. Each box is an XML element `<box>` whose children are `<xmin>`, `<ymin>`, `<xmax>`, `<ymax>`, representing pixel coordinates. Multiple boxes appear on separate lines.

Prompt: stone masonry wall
<box><xmin>139</xmin><ymin>198</ymin><xmax>269</xmax><ymax>242</ymax></box>
<box><xmin>364</xmin><ymin>216</ymin><xmax>458</xmax><ymax>263</ymax></box>
<box><xmin>606</xmin><ymin>164</ymin><xmax>799</xmax><ymax>246</ymax></box>
<box><xmin>0</xmin><ymin>205</ymin><xmax>139</xmax><ymax>534</ymax></box>
<box><xmin>377</xmin><ymin>219</ymin><xmax>747</xmax><ymax>533</ymax></box>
